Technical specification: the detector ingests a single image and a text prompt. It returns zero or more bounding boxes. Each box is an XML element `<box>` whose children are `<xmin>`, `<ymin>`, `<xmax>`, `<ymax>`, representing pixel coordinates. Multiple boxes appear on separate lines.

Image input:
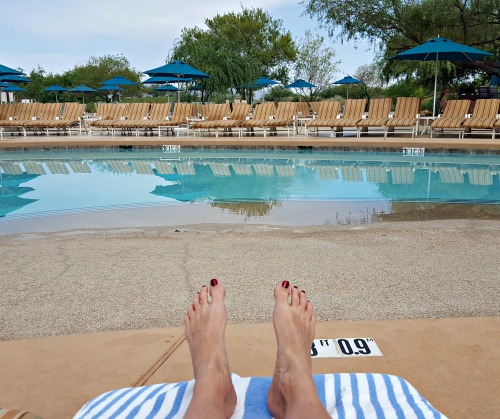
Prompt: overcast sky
<box><xmin>0</xmin><ymin>0</ymin><xmax>376</xmax><ymax>80</ymax></box>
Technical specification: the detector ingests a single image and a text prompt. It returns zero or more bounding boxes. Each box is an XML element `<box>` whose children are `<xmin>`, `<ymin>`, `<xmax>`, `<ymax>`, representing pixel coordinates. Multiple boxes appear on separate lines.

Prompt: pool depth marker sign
<box><xmin>311</xmin><ymin>338</ymin><xmax>383</xmax><ymax>358</ymax></box>
<box><xmin>402</xmin><ymin>147</ymin><xmax>425</xmax><ymax>156</ymax></box>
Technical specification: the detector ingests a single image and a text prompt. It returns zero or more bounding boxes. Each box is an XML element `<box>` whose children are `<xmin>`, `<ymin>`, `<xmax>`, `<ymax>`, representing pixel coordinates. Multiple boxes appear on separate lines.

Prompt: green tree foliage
<box><xmin>292</xmin><ymin>31</ymin><xmax>340</xmax><ymax>101</ymax></box>
<box><xmin>173</xmin><ymin>7</ymin><xmax>297</xmax><ymax>102</ymax></box>
<box><xmin>65</xmin><ymin>54</ymin><xmax>142</xmax><ymax>102</ymax></box>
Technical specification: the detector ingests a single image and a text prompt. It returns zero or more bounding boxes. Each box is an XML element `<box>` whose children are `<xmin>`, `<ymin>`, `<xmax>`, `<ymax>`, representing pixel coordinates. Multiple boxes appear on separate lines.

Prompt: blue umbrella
<box><xmin>2</xmin><ymin>85</ymin><xmax>27</xmax><ymax>92</ymax></box>
<box><xmin>144</xmin><ymin>60</ymin><xmax>209</xmax><ymax>102</ymax></box>
<box><xmin>285</xmin><ymin>79</ymin><xmax>316</xmax><ymax>89</ymax></box>
<box><xmin>142</xmin><ymin>76</ymin><xmax>192</xmax><ymax>84</ymax></box>
<box><xmin>0</xmin><ymin>64</ymin><xmax>23</xmax><ymax>76</ymax></box>
<box><xmin>43</xmin><ymin>84</ymin><xmax>68</xmax><ymax>103</ymax></box>
<box><xmin>153</xmin><ymin>85</ymin><xmax>180</xmax><ymax>91</ymax></box>
<box><xmin>0</xmin><ymin>75</ymin><xmax>32</xmax><ymax>83</ymax></box>
<box><xmin>491</xmin><ymin>75</ymin><xmax>500</xmax><ymax>86</ymax></box>
<box><xmin>332</xmin><ymin>76</ymin><xmax>363</xmax><ymax>99</ymax></box>
<box><xmin>101</xmin><ymin>76</ymin><xmax>137</xmax><ymax>86</ymax></box>
<box><xmin>0</xmin><ymin>82</ymin><xmax>10</xmax><ymax>88</ymax></box>
<box><xmin>390</xmin><ymin>37</ymin><xmax>494</xmax><ymax>116</ymax></box>
<box><xmin>97</xmin><ymin>85</ymin><xmax>124</xmax><ymax>91</ymax></box>
<box><xmin>254</xmin><ymin>76</ymin><xmax>279</xmax><ymax>86</ymax></box>
<box><xmin>68</xmin><ymin>84</ymin><xmax>96</xmax><ymax>104</ymax></box>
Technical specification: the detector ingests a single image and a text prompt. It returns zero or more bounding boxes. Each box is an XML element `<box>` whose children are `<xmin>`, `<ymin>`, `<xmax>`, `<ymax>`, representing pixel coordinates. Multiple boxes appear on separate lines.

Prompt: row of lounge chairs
<box><xmin>3</xmin><ymin>98</ymin><xmax>500</xmax><ymax>139</ymax></box>
<box><xmin>0</xmin><ymin>102</ymin><xmax>85</xmax><ymax>137</ymax></box>
<box><xmin>430</xmin><ymin>98</ymin><xmax>500</xmax><ymax>139</ymax></box>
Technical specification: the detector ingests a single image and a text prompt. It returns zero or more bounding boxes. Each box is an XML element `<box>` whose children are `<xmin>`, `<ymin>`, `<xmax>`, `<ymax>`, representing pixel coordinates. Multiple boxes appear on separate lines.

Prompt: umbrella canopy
<box><xmin>491</xmin><ymin>75</ymin><xmax>500</xmax><ymax>86</ymax></box>
<box><xmin>2</xmin><ymin>85</ymin><xmax>27</xmax><ymax>92</ymax></box>
<box><xmin>68</xmin><ymin>84</ymin><xmax>96</xmax><ymax>104</ymax></box>
<box><xmin>332</xmin><ymin>76</ymin><xmax>363</xmax><ymax>99</ymax></box>
<box><xmin>142</xmin><ymin>76</ymin><xmax>192</xmax><ymax>84</ymax></box>
<box><xmin>0</xmin><ymin>82</ymin><xmax>10</xmax><ymax>88</ymax></box>
<box><xmin>44</xmin><ymin>84</ymin><xmax>67</xmax><ymax>92</ymax></box>
<box><xmin>0</xmin><ymin>64</ymin><xmax>23</xmax><ymax>76</ymax></box>
<box><xmin>254</xmin><ymin>76</ymin><xmax>279</xmax><ymax>86</ymax></box>
<box><xmin>0</xmin><ymin>75</ymin><xmax>32</xmax><ymax>83</ymax></box>
<box><xmin>144</xmin><ymin>60</ymin><xmax>209</xmax><ymax>102</ymax></box>
<box><xmin>390</xmin><ymin>37</ymin><xmax>494</xmax><ymax>116</ymax></box>
<box><xmin>285</xmin><ymin>79</ymin><xmax>316</xmax><ymax>89</ymax></box>
<box><xmin>333</xmin><ymin>76</ymin><xmax>362</xmax><ymax>85</ymax></box>
<box><xmin>154</xmin><ymin>85</ymin><xmax>180</xmax><ymax>91</ymax></box>
<box><xmin>101</xmin><ymin>76</ymin><xmax>137</xmax><ymax>86</ymax></box>
<box><xmin>43</xmin><ymin>84</ymin><xmax>67</xmax><ymax>103</ymax></box>
<box><xmin>97</xmin><ymin>85</ymin><xmax>124</xmax><ymax>91</ymax></box>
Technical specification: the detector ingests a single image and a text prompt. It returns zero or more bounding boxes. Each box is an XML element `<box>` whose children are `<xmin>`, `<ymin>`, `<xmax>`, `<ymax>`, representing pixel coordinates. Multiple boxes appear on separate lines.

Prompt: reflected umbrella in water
<box><xmin>0</xmin><ymin>195</ymin><xmax>38</xmax><ymax>217</ymax></box>
<box><xmin>151</xmin><ymin>183</ymin><xmax>210</xmax><ymax>202</ymax></box>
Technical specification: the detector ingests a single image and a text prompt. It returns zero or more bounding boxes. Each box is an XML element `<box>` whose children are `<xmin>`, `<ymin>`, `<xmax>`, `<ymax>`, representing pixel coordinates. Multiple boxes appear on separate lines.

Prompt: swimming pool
<box><xmin>1</xmin><ymin>148</ymin><xmax>500</xmax><ymax>226</ymax></box>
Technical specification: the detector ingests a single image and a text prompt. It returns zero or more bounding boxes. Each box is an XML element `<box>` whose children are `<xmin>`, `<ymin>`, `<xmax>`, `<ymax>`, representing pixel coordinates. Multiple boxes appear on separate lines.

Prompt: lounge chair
<box><xmin>200</xmin><ymin>103</ymin><xmax>252</xmax><ymax>137</ymax></box>
<box><xmin>191</xmin><ymin>103</ymin><xmax>232</xmax><ymax>136</ymax></box>
<box><xmin>157</xmin><ymin>103</ymin><xmax>195</xmax><ymax>136</ymax></box>
<box><xmin>430</xmin><ymin>99</ymin><xmax>471</xmax><ymax>138</ymax></box>
<box><xmin>89</xmin><ymin>103</ymin><xmax>125</xmax><ymax>135</ymax></box>
<box><xmin>384</xmin><ymin>97</ymin><xmax>422</xmax><ymax>137</ymax></box>
<box><xmin>33</xmin><ymin>102</ymin><xmax>85</xmax><ymax>136</ymax></box>
<box><xmin>304</xmin><ymin>101</ymin><xmax>342</xmax><ymax>136</ymax></box>
<box><xmin>307</xmin><ymin>99</ymin><xmax>367</xmax><ymax>137</ymax></box>
<box><xmin>109</xmin><ymin>103</ymin><xmax>151</xmax><ymax>136</ymax></box>
<box><xmin>238</xmin><ymin>102</ymin><xmax>277</xmax><ymax>136</ymax></box>
<box><xmin>0</xmin><ymin>103</ymin><xmax>40</xmax><ymax>137</ymax></box>
<box><xmin>23</xmin><ymin>103</ymin><xmax>63</xmax><ymax>135</ymax></box>
<box><xmin>135</xmin><ymin>103</ymin><xmax>172</xmax><ymax>136</ymax></box>
<box><xmin>263</xmin><ymin>102</ymin><xmax>299</xmax><ymax>136</ymax></box>
<box><xmin>356</xmin><ymin>98</ymin><xmax>392</xmax><ymax>137</ymax></box>
<box><xmin>462</xmin><ymin>99</ymin><xmax>500</xmax><ymax>139</ymax></box>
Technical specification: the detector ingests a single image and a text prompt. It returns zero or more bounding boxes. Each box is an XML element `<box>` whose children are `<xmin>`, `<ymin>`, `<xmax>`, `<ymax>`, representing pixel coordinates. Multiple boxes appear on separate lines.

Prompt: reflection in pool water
<box><xmin>1</xmin><ymin>149</ymin><xmax>500</xmax><ymax>222</ymax></box>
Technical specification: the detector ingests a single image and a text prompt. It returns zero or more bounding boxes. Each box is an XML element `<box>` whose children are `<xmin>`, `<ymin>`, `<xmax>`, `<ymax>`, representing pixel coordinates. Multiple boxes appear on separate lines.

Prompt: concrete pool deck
<box><xmin>1</xmin><ymin>134</ymin><xmax>500</xmax><ymax>418</ymax></box>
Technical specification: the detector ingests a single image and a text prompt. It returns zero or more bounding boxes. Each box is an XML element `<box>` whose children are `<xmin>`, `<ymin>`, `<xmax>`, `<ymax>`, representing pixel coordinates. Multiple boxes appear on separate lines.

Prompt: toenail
<box><xmin>210</xmin><ymin>278</ymin><xmax>218</xmax><ymax>286</ymax></box>
<box><xmin>301</xmin><ymin>290</ymin><xmax>306</xmax><ymax>293</ymax></box>
<box><xmin>293</xmin><ymin>285</ymin><xmax>298</xmax><ymax>289</ymax></box>
<box><xmin>282</xmin><ymin>280</ymin><xmax>290</xmax><ymax>288</ymax></box>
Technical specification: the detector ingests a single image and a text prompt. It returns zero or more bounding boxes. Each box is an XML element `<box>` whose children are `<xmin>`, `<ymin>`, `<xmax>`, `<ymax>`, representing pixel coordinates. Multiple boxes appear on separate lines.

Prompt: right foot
<box><xmin>267</xmin><ymin>281</ymin><xmax>329</xmax><ymax>419</ymax></box>
<box><xmin>184</xmin><ymin>279</ymin><xmax>237</xmax><ymax>418</ymax></box>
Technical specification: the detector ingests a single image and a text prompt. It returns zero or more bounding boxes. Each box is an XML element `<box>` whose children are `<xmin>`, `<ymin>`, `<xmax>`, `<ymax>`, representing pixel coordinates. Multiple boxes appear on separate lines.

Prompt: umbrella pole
<box><xmin>433</xmin><ymin>54</ymin><xmax>439</xmax><ymax>117</ymax></box>
<box><xmin>177</xmin><ymin>75</ymin><xmax>181</xmax><ymax>103</ymax></box>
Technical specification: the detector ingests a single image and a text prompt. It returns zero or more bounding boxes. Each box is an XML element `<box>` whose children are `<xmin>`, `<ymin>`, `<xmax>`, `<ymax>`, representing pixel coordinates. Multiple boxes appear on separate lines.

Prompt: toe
<box><xmin>209</xmin><ymin>278</ymin><xmax>226</xmax><ymax>303</ymax></box>
<box><xmin>199</xmin><ymin>284</ymin><xmax>209</xmax><ymax>304</ymax></box>
<box><xmin>274</xmin><ymin>280</ymin><xmax>290</xmax><ymax>302</ymax></box>
<box><xmin>290</xmin><ymin>285</ymin><xmax>300</xmax><ymax>306</ymax></box>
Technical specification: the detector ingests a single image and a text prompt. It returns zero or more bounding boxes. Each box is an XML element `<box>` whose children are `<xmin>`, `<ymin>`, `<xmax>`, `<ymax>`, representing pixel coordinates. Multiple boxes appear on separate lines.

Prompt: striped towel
<box><xmin>74</xmin><ymin>373</ymin><xmax>446</xmax><ymax>418</ymax></box>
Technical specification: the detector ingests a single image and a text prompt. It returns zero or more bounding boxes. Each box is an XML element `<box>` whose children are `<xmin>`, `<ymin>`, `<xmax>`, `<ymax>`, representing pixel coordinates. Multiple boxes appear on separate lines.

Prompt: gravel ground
<box><xmin>1</xmin><ymin>219</ymin><xmax>500</xmax><ymax>341</ymax></box>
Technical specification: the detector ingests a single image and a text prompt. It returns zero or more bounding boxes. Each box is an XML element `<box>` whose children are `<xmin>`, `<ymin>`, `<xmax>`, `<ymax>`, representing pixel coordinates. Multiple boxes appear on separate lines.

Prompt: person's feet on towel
<box><xmin>267</xmin><ymin>281</ymin><xmax>330</xmax><ymax>419</ymax></box>
<box><xmin>184</xmin><ymin>279</ymin><xmax>237</xmax><ymax>419</ymax></box>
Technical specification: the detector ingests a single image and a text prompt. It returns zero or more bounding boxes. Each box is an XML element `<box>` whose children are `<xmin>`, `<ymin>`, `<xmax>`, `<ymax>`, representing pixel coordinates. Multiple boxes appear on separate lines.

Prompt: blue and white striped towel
<box><xmin>74</xmin><ymin>373</ymin><xmax>446</xmax><ymax>418</ymax></box>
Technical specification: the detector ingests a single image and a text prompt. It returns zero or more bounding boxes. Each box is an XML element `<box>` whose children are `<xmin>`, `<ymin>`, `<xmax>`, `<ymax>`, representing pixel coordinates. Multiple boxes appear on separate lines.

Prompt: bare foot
<box><xmin>267</xmin><ymin>281</ymin><xmax>329</xmax><ymax>419</ymax></box>
<box><xmin>184</xmin><ymin>279</ymin><xmax>237</xmax><ymax>419</ymax></box>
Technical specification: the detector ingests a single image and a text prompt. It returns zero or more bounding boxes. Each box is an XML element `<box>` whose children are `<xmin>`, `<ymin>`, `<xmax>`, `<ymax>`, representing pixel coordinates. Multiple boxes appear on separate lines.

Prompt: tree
<box><xmin>302</xmin><ymin>0</ymin><xmax>500</xmax><ymax>75</ymax></box>
<box><xmin>353</xmin><ymin>62</ymin><xmax>386</xmax><ymax>100</ymax></box>
<box><xmin>64</xmin><ymin>54</ymin><xmax>142</xmax><ymax>102</ymax></box>
<box><xmin>292</xmin><ymin>31</ymin><xmax>340</xmax><ymax>102</ymax></box>
<box><xmin>173</xmin><ymin>7</ymin><xmax>297</xmax><ymax>102</ymax></box>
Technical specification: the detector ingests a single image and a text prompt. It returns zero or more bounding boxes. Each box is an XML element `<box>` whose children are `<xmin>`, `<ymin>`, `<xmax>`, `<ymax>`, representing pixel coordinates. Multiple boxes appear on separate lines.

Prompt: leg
<box><xmin>184</xmin><ymin>279</ymin><xmax>237</xmax><ymax>419</ymax></box>
<box><xmin>267</xmin><ymin>281</ymin><xmax>330</xmax><ymax>419</ymax></box>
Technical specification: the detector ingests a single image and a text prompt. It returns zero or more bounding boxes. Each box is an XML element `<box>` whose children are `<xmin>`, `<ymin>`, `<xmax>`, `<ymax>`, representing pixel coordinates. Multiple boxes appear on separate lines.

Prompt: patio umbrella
<box><xmin>0</xmin><ymin>64</ymin><xmax>23</xmax><ymax>76</ymax></box>
<box><xmin>144</xmin><ymin>60</ymin><xmax>209</xmax><ymax>102</ymax></box>
<box><xmin>68</xmin><ymin>84</ymin><xmax>96</xmax><ymax>104</ymax></box>
<box><xmin>0</xmin><ymin>75</ymin><xmax>32</xmax><ymax>83</ymax></box>
<box><xmin>101</xmin><ymin>76</ymin><xmax>137</xmax><ymax>86</ymax></box>
<box><xmin>154</xmin><ymin>84</ymin><xmax>180</xmax><ymax>102</ymax></box>
<box><xmin>285</xmin><ymin>79</ymin><xmax>316</xmax><ymax>101</ymax></box>
<box><xmin>491</xmin><ymin>75</ymin><xmax>500</xmax><ymax>86</ymax></box>
<box><xmin>43</xmin><ymin>84</ymin><xmax>67</xmax><ymax>103</ymax></box>
<box><xmin>332</xmin><ymin>76</ymin><xmax>363</xmax><ymax>99</ymax></box>
<box><xmin>2</xmin><ymin>85</ymin><xmax>26</xmax><ymax>92</ymax></box>
<box><xmin>142</xmin><ymin>76</ymin><xmax>192</xmax><ymax>84</ymax></box>
<box><xmin>389</xmin><ymin>37</ymin><xmax>494</xmax><ymax>116</ymax></box>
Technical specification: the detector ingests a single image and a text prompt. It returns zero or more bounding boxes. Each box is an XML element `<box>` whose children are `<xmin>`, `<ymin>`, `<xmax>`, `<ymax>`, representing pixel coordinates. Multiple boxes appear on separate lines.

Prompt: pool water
<box><xmin>1</xmin><ymin>149</ymin><xmax>500</xmax><ymax>220</ymax></box>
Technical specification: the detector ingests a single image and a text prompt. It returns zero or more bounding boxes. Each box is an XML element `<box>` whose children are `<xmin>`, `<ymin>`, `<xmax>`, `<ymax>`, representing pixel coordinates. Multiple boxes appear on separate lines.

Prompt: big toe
<box><xmin>274</xmin><ymin>280</ymin><xmax>291</xmax><ymax>303</ymax></box>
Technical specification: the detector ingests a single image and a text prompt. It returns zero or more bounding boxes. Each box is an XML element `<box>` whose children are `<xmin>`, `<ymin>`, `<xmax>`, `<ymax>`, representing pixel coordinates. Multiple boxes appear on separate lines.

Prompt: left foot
<box><xmin>184</xmin><ymin>279</ymin><xmax>237</xmax><ymax>418</ymax></box>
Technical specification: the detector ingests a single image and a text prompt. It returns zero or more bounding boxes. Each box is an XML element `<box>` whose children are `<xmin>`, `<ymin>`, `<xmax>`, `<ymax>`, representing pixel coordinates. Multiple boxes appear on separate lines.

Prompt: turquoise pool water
<box><xmin>1</xmin><ymin>148</ymin><xmax>500</xmax><ymax>220</ymax></box>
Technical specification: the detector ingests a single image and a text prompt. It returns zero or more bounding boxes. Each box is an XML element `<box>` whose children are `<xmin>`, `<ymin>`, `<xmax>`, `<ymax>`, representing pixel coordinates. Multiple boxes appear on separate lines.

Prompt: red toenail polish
<box><xmin>301</xmin><ymin>290</ymin><xmax>306</xmax><ymax>293</ymax></box>
<box><xmin>282</xmin><ymin>280</ymin><xmax>290</xmax><ymax>288</ymax></box>
<box><xmin>293</xmin><ymin>285</ymin><xmax>298</xmax><ymax>289</ymax></box>
<box><xmin>210</xmin><ymin>278</ymin><xmax>218</xmax><ymax>286</ymax></box>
